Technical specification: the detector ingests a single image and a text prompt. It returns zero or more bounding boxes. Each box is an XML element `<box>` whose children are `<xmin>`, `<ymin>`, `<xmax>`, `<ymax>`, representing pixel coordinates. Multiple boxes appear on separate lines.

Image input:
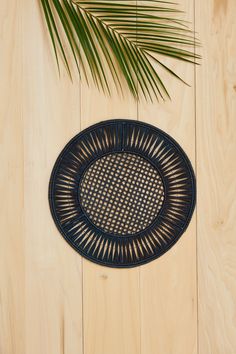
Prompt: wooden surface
<box><xmin>196</xmin><ymin>0</ymin><xmax>236</xmax><ymax>353</ymax></box>
<box><xmin>0</xmin><ymin>0</ymin><xmax>235</xmax><ymax>353</ymax></box>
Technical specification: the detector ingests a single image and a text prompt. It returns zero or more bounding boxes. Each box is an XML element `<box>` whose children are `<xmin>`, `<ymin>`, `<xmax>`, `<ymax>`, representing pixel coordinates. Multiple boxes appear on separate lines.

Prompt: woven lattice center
<box><xmin>79</xmin><ymin>153</ymin><xmax>164</xmax><ymax>235</ymax></box>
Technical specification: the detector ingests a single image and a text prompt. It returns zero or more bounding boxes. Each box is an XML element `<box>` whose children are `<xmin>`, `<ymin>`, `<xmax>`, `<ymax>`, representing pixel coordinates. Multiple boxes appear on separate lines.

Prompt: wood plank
<box><xmin>196</xmin><ymin>0</ymin><xmax>236</xmax><ymax>353</ymax></box>
<box><xmin>0</xmin><ymin>1</ymin><xmax>24</xmax><ymax>353</ymax></box>
<box><xmin>81</xmin><ymin>87</ymin><xmax>140</xmax><ymax>353</ymax></box>
<box><xmin>138</xmin><ymin>0</ymin><xmax>197</xmax><ymax>353</ymax></box>
<box><xmin>3</xmin><ymin>0</ymin><xmax>236</xmax><ymax>353</ymax></box>
<box><xmin>22</xmin><ymin>1</ymin><xmax>83</xmax><ymax>353</ymax></box>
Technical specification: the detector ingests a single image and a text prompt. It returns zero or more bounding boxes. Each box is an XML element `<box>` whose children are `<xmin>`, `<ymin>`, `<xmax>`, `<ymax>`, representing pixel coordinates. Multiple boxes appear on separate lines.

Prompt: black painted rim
<box><xmin>49</xmin><ymin>119</ymin><xmax>196</xmax><ymax>268</ymax></box>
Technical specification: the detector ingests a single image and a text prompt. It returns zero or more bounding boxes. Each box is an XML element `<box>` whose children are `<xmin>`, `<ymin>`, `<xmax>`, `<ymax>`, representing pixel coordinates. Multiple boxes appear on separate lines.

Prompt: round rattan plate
<box><xmin>49</xmin><ymin>120</ymin><xmax>196</xmax><ymax>268</ymax></box>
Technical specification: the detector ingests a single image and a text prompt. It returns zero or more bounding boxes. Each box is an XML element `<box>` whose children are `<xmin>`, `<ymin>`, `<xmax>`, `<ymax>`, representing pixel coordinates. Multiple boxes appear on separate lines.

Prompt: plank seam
<box><xmin>193</xmin><ymin>0</ymin><xmax>199</xmax><ymax>353</ymax></box>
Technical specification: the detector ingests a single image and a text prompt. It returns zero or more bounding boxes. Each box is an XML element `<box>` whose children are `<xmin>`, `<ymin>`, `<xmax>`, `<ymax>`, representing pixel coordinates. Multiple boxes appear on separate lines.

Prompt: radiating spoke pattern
<box><xmin>49</xmin><ymin>120</ymin><xmax>196</xmax><ymax>267</ymax></box>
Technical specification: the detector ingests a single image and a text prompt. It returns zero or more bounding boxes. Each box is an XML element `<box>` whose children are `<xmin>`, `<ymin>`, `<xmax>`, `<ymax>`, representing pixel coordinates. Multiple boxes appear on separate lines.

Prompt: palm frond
<box><xmin>41</xmin><ymin>0</ymin><xmax>200</xmax><ymax>100</ymax></box>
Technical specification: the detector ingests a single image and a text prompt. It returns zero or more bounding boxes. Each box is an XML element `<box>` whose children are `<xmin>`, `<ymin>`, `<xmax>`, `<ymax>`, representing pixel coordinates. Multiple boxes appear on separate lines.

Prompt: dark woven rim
<box><xmin>49</xmin><ymin>119</ymin><xmax>196</xmax><ymax>268</ymax></box>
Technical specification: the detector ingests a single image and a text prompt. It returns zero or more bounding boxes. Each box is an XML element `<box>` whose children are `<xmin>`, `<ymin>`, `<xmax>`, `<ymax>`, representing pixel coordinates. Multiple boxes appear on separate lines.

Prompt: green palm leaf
<box><xmin>40</xmin><ymin>0</ymin><xmax>199</xmax><ymax>100</ymax></box>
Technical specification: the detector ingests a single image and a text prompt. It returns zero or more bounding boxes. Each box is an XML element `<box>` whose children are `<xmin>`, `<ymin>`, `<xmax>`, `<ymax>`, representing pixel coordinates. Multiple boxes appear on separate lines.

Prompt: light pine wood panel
<box><xmin>0</xmin><ymin>1</ymin><xmax>24</xmax><ymax>354</ymax></box>
<box><xmin>1</xmin><ymin>0</ymin><xmax>236</xmax><ymax>353</ymax></box>
<box><xmin>138</xmin><ymin>0</ymin><xmax>197</xmax><ymax>353</ymax></box>
<box><xmin>80</xmin><ymin>86</ymin><xmax>141</xmax><ymax>354</ymax></box>
<box><xmin>22</xmin><ymin>1</ymin><xmax>83</xmax><ymax>354</ymax></box>
<box><xmin>196</xmin><ymin>0</ymin><xmax>236</xmax><ymax>353</ymax></box>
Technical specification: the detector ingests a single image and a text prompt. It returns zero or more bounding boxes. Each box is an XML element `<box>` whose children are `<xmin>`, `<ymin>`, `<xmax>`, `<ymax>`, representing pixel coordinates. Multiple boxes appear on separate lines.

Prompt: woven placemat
<box><xmin>49</xmin><ymin>120</ymin><xmax>196</xmax><ymax>268</ymax></box>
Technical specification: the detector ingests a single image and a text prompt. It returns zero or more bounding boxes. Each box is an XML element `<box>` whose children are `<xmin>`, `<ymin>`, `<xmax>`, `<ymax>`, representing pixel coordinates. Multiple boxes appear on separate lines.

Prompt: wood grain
<box><xmin>22</xmin><ymin>1</ymin><xmax>83</xmax><ymax>354</ymax></box>
<box><xmin>196</xmin><ymin>0</ymin><xmax>236</xmax><ymax>353</ymax></box>
<box><xmin>138</xmin><ymin>0</ymin><xmax>197</xmax><ymax>353</ymax></box>
<box><xmin>0</xmin><ymin>1</ymin><xmax>24</xmax><ymax>353</ymax></box>
<box><xmin>1</xmin><ymin>0</ymin><xmax>236</xmax><ymax>353</ymax></box>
